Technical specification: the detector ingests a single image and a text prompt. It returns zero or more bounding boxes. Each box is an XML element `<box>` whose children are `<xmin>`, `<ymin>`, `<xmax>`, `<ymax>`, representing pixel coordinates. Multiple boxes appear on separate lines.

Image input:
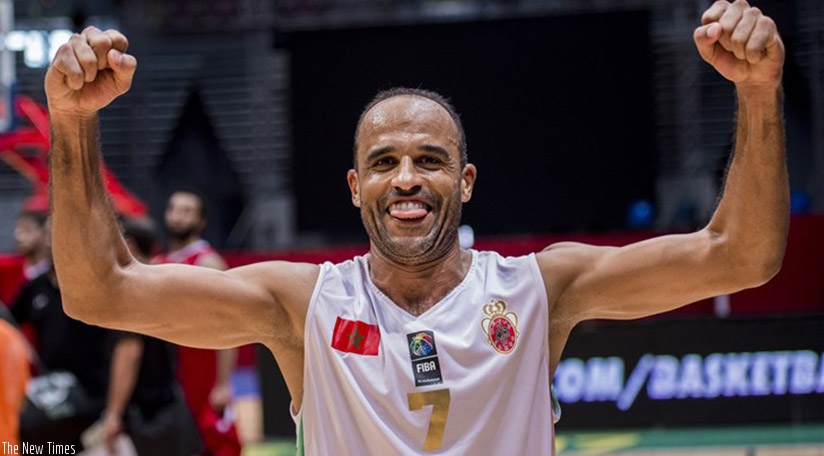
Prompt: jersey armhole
<box><xmin>551</xmin><ymin>384</ymin><xmax>562</xmax><ymax>424</ymax></box>
<box><xmin>293</xmin><ymin>408</ymin><xmax>305</xmax><ymax>455</ymax></box>
<box><xmin>526</xmin><ymin>252</ymin><xmax>550</xmax><ymax>355</ymax></box>
<box><xmin>527</xmin><ymin>253</ymin><xmax>560</xmax><ymax>423</ymax></box>
<box><xmin>305</xmin><ymin>261</ymin><xmax>330</xmax><ymax>331</ymax></box>
<box><xmin>294</xmin><ymin>262</ymin><xmax>331</xmax><ymax>421</ymax></box>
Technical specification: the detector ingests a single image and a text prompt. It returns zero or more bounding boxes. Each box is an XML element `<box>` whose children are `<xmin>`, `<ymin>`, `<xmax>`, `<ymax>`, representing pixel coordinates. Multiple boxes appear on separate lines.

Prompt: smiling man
<box><xmin>46</xmin><ymin>1</ymin><xmax>787</xmax><ymax>454</ymax></box>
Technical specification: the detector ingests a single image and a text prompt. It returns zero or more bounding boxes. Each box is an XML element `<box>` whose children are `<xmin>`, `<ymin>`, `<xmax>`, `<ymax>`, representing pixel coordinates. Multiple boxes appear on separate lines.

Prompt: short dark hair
<box><xmin>353</xmin><ymin>87</ymin><xmax>468</xmax><ymax>169</ymax></box>
<box><xmin>169</xmin><ymin>187</ymin><xmax>210</xmax><ymax>221</ymax></box>
<box><xmin>17</xmin><ymin>210</ymin><xmax>48</xmax><ymax>228</ymax></box>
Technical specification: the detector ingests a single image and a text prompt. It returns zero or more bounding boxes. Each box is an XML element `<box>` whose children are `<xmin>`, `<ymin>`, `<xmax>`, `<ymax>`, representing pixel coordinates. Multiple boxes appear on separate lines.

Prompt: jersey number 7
<box><xmin>407</xmin><ymin>388</ymin><xmax>451</xmax><ymax>452</ymax></box>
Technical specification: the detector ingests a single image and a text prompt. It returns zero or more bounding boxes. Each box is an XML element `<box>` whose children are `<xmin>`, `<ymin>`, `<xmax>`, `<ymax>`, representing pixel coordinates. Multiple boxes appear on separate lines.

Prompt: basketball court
<box><xmin>243</xmin><ymin>424</ymin><xmax>824</xmax><ymax>455</ymax></box>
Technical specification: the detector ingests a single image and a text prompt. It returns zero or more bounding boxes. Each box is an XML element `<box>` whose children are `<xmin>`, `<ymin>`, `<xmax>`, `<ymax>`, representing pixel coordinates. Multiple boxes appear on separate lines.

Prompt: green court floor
<box><xmin>242</xmin><ymin>424</ymin><xmax>824</xmax><ymax>455</ymax></box>
<box><xmin>555</xmin><ymin>424</ymin><xmax>824</xmax><ymax>453</ymax></box>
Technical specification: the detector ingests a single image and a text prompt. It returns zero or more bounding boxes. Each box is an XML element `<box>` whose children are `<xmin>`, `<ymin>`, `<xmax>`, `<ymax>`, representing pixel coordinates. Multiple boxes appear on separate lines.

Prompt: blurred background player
<box><xmin>13</xmin><ymin>210</ymin><xmax>50</xmax><ymax>282</ymax></box>
<box><xmin>153</xmin><ymin>189</ymin><xmax>241</xmax><ymax>456</ymax></box>
<box><xmin>99</xmin><ymin>217</ymin><xmax>203</xmax><ymax>456</ymax></box>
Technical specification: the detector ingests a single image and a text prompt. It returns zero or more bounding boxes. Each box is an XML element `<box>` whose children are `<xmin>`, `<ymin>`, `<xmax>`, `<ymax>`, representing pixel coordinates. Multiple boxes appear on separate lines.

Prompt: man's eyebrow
<box><xmin>364</xmin><ymin>144</ymin><xmax>451</xmax><ymax>163</ymax></box>
<box><xmin>365</xmin><ymin>146</ymin><xmax>395</xmax><ymax>163</ymax></box>
<box><xmin>419</xmin><ymin>144</ymin><xmax>450</xmax><ymax>159</ymax></box>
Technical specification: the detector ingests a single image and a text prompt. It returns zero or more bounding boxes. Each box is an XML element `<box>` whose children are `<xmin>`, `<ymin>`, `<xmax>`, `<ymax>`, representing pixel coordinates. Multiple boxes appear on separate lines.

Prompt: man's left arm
<box><xmin>539</xmin><ymin>1</ymin><xmax>788</xmax><ymax>352</ymax></box>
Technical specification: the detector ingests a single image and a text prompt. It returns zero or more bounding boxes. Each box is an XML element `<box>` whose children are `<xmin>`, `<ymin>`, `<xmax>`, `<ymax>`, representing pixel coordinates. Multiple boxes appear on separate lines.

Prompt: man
<box><xmin>101</xmin><ymin>218</ymin><xmax>203</xmax><ymax>455</ymax></box>
<box><xmin>12</xmin><ymin>224</ymin><xmax>195</xmax><ymax>453</ymax></box>
<box><xmin>14</xmin><ymin>210</ymin><xmax>51</xmax><ymax>281</ymax></box>
<box><xmin>5</xmin><ymin>211</ymin><xmax>51</xmax><ymax>345</ymax></box>
<box><xmin>153</xmin><ymin>190</ymin><xmax>241</xmax><ymax>456</ymax></box>
<box><xmin>12</xmin><ymin>263</ymin><xmax>110</xmax><ymax>448</ymax></box>
<box><xmin>45</xmin><ymin>1</ymin><xmax>787</xmax><ymax>454</ymax></box>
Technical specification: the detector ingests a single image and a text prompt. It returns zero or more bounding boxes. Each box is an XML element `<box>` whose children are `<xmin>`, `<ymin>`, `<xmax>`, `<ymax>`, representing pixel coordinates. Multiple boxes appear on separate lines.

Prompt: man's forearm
<box><xmin>708</xmin><ymin>84</ymin><xmax>789</xmax><ymax>280</ymax></box>
<box><xmin>49</xmin><ymin>115</ymin><xmax>132</xmax><ymax>311</ymax></box>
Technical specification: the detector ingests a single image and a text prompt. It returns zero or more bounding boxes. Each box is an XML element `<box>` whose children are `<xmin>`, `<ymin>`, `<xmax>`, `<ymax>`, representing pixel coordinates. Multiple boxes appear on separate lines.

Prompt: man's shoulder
<box><xmin>195</xmin><ymin>249</ymin><xmax>228</xmax><ymax>270</ymax></box>
<box><xmin>472</xmin><ymin>249</ymin><xmax>538</xmax><ymax>273</ymax></box>
<box><xmin>308</xmin><ymin>256</ymin><xmax>368</xmax><ymax>298</ymax></box>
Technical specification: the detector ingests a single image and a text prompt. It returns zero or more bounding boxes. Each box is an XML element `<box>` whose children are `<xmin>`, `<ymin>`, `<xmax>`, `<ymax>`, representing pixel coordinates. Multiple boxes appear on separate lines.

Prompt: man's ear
<box><xmin>347</xmin><ymin>169</ymin><xmax>361</xmax><ymax>207</ymax></box>
<box><xmin>461</xmin><ymin>164</ymin><xmax>477</xmax><ymax>203</ymax></box>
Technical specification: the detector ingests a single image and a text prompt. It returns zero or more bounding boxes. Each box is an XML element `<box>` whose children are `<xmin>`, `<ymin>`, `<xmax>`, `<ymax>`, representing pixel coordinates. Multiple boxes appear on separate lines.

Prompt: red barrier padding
<box><xmin>1</xmin><ymin>215</ymin><xmax>821</xmax><ymax>316</ymax></box>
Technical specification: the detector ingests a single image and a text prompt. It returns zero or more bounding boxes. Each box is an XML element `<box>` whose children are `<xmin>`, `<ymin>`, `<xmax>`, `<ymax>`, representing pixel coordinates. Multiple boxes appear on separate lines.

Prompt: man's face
<box><xmin>164</xmin><ymin>192</ymin><xmax>204</xmax><ymax>241</ymax></box>
<box><xmin>14</xmin><ymin>216</ymin><xmax>47</xmax><ymax>257</ymax></box>
<box><xmin>348</xmin><ymin>95</ymin><xmax>476</xmax><ymax>265</ymax></box>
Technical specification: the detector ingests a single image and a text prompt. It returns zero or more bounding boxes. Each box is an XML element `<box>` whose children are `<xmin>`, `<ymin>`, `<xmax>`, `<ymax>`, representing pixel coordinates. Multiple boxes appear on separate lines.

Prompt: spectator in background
<box><xmin>100</xmin><ymin>217</ymin><xmax>203</xmax><ymax>455</ymax></box>
<box><xmin>153</xmin><ymin>189</ymin><xmax>241</xmax><ymax>456</ymax></box>
<box><xmin>0</xmin><ymin>212</ymin><xmax>47</xmax><ymax>307</ymax></box>
<box><xmin>0</xmin><ymin>305</ymin><xmax>30</xmax><ymax>449</ymax></box>
<box><xmin>14</xmin><ymin>210</ymin><xmax>51</xmax><ymax>281</ymax></box>
<box><xmin>12</xmin><ymin>261</ymin><xmax>110</xmax><ymax>448</ymax></box>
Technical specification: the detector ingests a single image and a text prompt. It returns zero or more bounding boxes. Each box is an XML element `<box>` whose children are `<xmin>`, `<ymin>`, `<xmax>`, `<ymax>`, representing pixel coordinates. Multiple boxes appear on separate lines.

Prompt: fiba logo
<box><xmin>406</xmin><ymin>330</ymin><xmax>443</xmax><ymax>387</ymax></box>
<box><xmin>409</xmin><ymin>332</ymin><xmax>436</xmax><ymax>358</ymax></box>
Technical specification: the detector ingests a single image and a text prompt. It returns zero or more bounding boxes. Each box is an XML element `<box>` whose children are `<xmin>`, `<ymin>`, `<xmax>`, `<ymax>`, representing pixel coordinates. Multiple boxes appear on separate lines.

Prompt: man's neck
<box><xmin>25</xmin><ymin>254</ymin><xmax>40</xmax><ymax>265</ymax></box>
<box><xmin>23</xmin><ymin>254</ymin><xmax>51</xmax><ymax>280</ymax></box>
<box><xmin>169</xmin><ymin>235</ymin><xmax>202</xmax><ymax>253</ymax></box>
<box><xmin>368</xmin><ymin>245</ymin><xmax>472</xmax><ymax>317</ymax></box>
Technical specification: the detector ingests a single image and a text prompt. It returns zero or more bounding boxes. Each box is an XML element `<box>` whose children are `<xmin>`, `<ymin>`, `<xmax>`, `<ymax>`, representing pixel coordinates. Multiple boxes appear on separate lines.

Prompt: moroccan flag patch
<box><xmin>331</xmin><ymin>317</ymin><xmax>381</xmax><ymax>356</ymax></box>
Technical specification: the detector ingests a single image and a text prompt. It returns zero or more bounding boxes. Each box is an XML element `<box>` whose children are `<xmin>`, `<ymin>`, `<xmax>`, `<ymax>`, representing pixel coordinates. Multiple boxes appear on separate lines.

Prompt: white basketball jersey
<box><xmin>298</xmin><ymin>250</ymin><xmax>555</xmax><ymax>455</ymax></box>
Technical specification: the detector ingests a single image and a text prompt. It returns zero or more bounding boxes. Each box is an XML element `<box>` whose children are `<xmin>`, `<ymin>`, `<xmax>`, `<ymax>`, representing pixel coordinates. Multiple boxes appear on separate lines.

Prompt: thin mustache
<box><xmin>380</xmin><ymin>188</ymin><xmax>437</xmax><ymax>208</ymax></box>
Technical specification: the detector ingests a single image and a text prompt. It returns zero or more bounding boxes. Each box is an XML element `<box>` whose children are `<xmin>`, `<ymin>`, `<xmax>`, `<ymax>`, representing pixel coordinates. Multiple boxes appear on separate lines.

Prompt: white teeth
<box><xmin>391</xmin><ymin>201</ymin><xmax>426</xmax><ymax>211</ymax></box>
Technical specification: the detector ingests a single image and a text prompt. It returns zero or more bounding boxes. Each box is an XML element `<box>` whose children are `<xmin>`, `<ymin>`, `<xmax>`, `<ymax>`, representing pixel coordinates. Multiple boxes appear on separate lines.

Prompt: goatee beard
<box><xmin>166</xmin><ymin>226</ymin><xmax>198</xmax><ymax>244</ymax></box>
<box><xmin>364</xmin><ymin>189</ymin><xmax>462</xmax><ymax>266</ymax></box>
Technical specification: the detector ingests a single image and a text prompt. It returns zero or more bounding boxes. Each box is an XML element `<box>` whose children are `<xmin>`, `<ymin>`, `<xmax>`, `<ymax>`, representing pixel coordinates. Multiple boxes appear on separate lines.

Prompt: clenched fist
<box><xmin>694</xmin><ymin>0</ymin><xmax>784</xmax><ymax>88</ymax></box>
<box><xmin>45</xmin><ymin>26</ymin><xmax>137</xmax><ymax>118</ymax></box>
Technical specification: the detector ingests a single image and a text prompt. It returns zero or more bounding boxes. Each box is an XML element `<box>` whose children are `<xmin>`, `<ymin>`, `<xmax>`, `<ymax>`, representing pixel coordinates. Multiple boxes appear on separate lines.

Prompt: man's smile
<box><xmin>388</xmin><ymin>200</ymin><xmax>432</xmax><ymax>220</ymax></box>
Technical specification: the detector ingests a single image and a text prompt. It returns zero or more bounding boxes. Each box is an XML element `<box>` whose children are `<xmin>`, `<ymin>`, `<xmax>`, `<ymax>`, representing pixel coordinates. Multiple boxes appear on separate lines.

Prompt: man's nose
<box><xmin>391</xmin><ymin>156</ymin><xmax>422</xmax><ymax>191</ymax></box>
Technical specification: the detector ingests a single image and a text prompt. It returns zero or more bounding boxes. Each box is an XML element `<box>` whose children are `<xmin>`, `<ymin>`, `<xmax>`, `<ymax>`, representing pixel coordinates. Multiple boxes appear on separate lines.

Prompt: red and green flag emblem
<box><xmin>331</xmin><ymin>317</ymin><xmax>381</xmax><ymax>356</ymax></box>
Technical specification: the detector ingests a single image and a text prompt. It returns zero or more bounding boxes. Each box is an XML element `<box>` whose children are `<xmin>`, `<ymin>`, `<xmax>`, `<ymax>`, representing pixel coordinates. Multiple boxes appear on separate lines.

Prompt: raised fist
<box><xmin>694</xmin><ymin>0</ymin><xmax>784</xmax><ymax>88</ymax></box>
<box><xmin>45</xmin><ymin>26</ymin><xmax>137</xmax><ymax>118</ymax></box>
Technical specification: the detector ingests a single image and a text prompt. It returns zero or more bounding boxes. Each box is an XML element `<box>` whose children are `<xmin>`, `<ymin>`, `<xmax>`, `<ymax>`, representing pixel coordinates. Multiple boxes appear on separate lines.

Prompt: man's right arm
<box><xmin>46</xmin><ymin>27</ymin><xmax>317</xmax><ymax>351</ymax></box>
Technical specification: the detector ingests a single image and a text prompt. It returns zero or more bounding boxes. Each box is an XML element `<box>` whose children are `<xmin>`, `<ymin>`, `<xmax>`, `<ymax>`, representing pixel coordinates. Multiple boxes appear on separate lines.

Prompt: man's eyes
<box><xmin>370</xmin><ymin>156</ymin><xmax>444</xmax><ymax>168</ymax></box>
<box><xmin>373</xmin><ymin>157</ymin><xmax>396</xmax><ymax>167</ymax></box>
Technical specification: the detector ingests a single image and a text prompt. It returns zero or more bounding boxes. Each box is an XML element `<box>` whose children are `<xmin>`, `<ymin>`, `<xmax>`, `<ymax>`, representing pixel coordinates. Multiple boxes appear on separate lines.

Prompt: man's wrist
<box><xmin>735</xmin><ymin>82</ymin><xmax>783</xmax><ymax>101</ymax></box>
<box><xmin>48</xmin><ymin>111</ymin><xmax>98</xmax><ymax>131</ymax></box>
<box><xmin>102</xmin><ymin>410</ymin><xmax>123</xmax><ymax>424</ymax></box>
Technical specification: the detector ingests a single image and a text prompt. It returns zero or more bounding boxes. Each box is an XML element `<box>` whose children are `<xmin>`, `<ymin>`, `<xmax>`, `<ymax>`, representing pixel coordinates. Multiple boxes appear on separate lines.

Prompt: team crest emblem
<box><xmin>481</xmin><ymin>300</ymin><xmax>519</xmax><ymax>354</ymax></box>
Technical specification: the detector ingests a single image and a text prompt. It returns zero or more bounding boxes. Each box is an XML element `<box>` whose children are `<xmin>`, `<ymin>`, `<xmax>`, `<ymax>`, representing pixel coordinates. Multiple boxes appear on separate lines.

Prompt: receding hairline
<box><xmin>353</xmin><ymin>87</ymin><xmax>468</xmax><ymax>169</ymax></box>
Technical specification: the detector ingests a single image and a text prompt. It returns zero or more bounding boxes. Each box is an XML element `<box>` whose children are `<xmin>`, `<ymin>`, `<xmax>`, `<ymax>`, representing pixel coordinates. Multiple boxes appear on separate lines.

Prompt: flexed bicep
<box><xmin>77</xmin><ymin>260</ymin><xmax>318</xmax><ymax>351</ymax></box>
<box><xmin>539</xmin><ymin>229</ymin><xmax>763</xmax><ymax>326</ymax></box>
